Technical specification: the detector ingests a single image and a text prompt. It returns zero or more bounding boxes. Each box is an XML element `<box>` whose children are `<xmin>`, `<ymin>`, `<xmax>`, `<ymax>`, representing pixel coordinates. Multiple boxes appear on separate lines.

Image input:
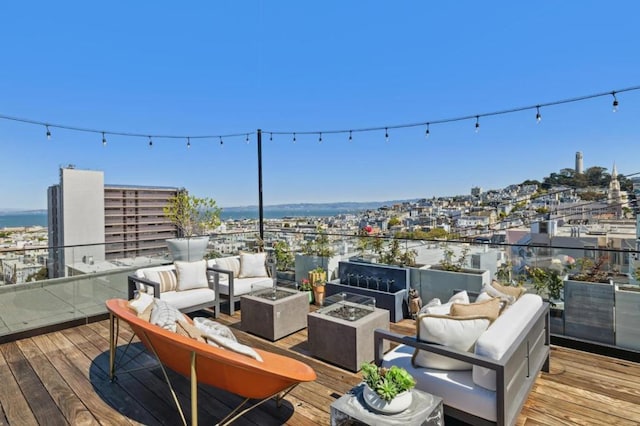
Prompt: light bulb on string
<box><xmin>536</xmin><ymin>106</ymin><xmax>542</xmax><ymax>123</ymax></box>
<box><xmin>46</xmin><ymin>125</ymin><xmax>51</xmax><ymax>140</ymax></box>
<box><xmin>186</xmin><ymin>137</ymin><xmax>191</xmax><ymax>149</ymax></box>
<box><xmin>475</xmin><ymin>116</ymin><xmax>480</xmax><ymax>133</ymax></box>
<box><xmin>612</xmin><ymin>92</ymin><xmax>619</xmax><ymax>112</ymax></box>
<box><xmin>293</xmin><ymin>133</ymin><xmax>296</xmax><ymax>144</ymax></box>
<box><xmin>219</xmin><ymin>136</ymin><xmax>223</xmax><ymax>146</ymax></box>
<box><xmin>385</xmin><ymin>128</ymin><xmax>389</xmax><ymax>143</ymax></box>
<box><xmin>425</xmin><ymin>123</ymin><xmax>430</xmax><ymax>139</ymax></box>
<box><xmin>148</xmin><ymin>136</ymin><xmax>153</xmax><ymax>148</ymax></box>
<box><xmin>246</xmin><ymin>134</ymin><xmax>250</xmax><ymax>144</ymax></box>
<box><xmin>348</xmin><ymin>130</ymin><xmax>353</xmax><ymax>142</ymax></box>
<box><xmin>270</xmin><ymin>133</ymin><xmax>273</xmax><ymax>142</ymax></box>
<box><xmin>318</xmin><ymin>132</ymin><xmax>322</xmax><ymax>143</ymax></box>
<box><xmin>102</xmin><ymin>132</ymin><xmax>107</xmax><ymax>146</ymax></box>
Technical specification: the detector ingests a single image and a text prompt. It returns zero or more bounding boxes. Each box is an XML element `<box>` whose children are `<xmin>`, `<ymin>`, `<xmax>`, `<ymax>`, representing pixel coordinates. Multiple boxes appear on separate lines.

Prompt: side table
<box><xmin>330</xmin><ymin>383</ymin><xmax>443</xmax><ymax>426</ymax></box>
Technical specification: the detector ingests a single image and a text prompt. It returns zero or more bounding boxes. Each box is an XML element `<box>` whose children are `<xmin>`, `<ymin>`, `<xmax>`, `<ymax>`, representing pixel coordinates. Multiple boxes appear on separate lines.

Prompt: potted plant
<box><xmin>299</xmin><ymin>278</ymin><xmax>314</xmax><ymax>303</ymax></box>
<box><xmin>273</xmin><ymin>240</ymin><xmax>295</xmax><ymax>282</ymax></box>
<box><xmin>163</xmin><ymin>190</ymin><xmax>222</xmax><ymax>261</ymax></box>
<box><xmin>308</xmin><ymin>267</ymin><xmax>327</xmax><ymax>306</ymax></box>
<box><xmin>360</xmin><ymin>362</ymin><xmax>416</xmax><ymax>414</ymax></box>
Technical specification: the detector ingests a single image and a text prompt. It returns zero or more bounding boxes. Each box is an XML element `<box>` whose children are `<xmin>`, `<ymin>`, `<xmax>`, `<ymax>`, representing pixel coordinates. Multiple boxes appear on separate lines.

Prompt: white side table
<box><xmin>330</xmin><ymin>383</ymin><xmax>443</xmax><ymax>426</ymax></box>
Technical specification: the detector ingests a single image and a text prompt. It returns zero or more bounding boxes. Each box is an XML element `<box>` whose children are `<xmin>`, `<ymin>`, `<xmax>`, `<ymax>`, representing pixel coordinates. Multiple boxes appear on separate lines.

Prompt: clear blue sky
<box><xmin>1</xmin><ymin>2</ymin><xmax>639</xmax><ymax>210</ymax></box>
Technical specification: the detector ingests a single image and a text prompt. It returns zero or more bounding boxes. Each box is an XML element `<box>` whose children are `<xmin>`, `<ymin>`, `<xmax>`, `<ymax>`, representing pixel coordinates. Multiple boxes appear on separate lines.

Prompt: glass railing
<box><xmin>1</xmin><ymin>228</ymin><xmax>638</xmax><ymax>356</ymax></box>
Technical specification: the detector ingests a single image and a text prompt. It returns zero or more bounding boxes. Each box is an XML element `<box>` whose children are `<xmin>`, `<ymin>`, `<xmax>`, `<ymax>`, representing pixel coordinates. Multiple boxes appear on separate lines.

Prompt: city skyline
<box><xmin>1</xmin><ymin>2</ymin><xmax>639</xmax><ymax>210</ymax></box>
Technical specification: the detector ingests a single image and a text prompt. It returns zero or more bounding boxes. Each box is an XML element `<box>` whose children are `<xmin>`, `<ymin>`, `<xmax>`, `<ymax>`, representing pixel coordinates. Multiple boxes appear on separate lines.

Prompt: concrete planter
<box><xmin>166</xmin><ymin>236</ymin><xmax>209</xmax><ymax>261</ymax></box>
<box><xmin>409</xmin><ymin>266</ymin><xmax>490</xmax><ymax>304</ymax></box>
<box><xmin>564</xmin><ymin>278</ymin><xmax>614</xmax><ymax>345</ymax></box>
<box><xmin>240</xmin><ymin>288</ymin><xmax>309</xmax><ymax>341</ymax></box>
<box><xmin>615</xmin><ymin>285</ymin><xmax>640</xmax><ymax>350</ymax></box>
<box><xmin>295</xmin><ymin>254</ymin><xmax>341</xmax><ymax>283</ymax></box>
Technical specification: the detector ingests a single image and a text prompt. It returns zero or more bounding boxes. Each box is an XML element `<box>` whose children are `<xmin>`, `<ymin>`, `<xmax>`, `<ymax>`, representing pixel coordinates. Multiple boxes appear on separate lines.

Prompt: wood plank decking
<box><xmin>0</xmin><ymin>308</ymin><xmax>639</xmax><ymax>425</ymax></box>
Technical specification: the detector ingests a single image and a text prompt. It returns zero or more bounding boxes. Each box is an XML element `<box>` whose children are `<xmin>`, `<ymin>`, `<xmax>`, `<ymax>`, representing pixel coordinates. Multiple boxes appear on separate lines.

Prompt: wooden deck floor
<box><xmin>1</xmin><ymin>308</ymin><xmax>639</xmax><ymax>425</ymax></box>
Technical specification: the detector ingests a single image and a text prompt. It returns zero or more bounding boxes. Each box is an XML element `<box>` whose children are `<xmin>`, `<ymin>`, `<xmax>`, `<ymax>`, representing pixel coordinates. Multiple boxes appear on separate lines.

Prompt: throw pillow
<box><xmin>174</xmin><ymin>260</ymin><xmax>209</xmax><ymax>291</ymax></box>
<box><xmin>481</xmin><ymin>282</ymin><xmax>516</xmax><ymax>305</ymax></box>
<box><xmin>150</xmin><ymin>299</ymin><xmax>182</xmax><ymax>332</ymax></box>
<box><xmin>238</xmin><ymin>252</ymin><xmax>268</xmax><ymax>278</ymax></box>
<box><xmin>412</xmin><ymin>314</ymin><xmax>491</xmax><ymax>370</ymax></box>
<box><xmin>492</xmin><ymin>281</ymin><xmax>526</xmax><ymax>299</ymax></box>
<box><xmin>142</xmin><ymin>269</ymin><xmax>178</xmax><ymax>293</ymax></box>
<box><xmin>450</xmin><ymin>297</ymin><xmax>501</xmax><ymax>322</ymax></box>
<box><xmin>127</xmin><ymin>292</ymin><xmax>154</xmax><ymax>316</ymax></box>
<box><xmin>205</xmin><ymin>334</ymin><xmax>264</xmax><ymax>362</ymax></box>
<box><xmin>418</xmin><ymin>290</ymin><xmax>470</xmax><ymax>315</ymax></box>
<box><xmin>176</xmin><ymin>319</ymin><xmax>206</xmax><ymax>343</ymax></box>
<box><xmin>193</xmin><ymin>317</ymin><xmax>237</xmax><ymax>342</ymax></box>
<box><xmin>214</xmin><ymin>257</ymin><xmax>241</xmax><ymax>277</ymax></box>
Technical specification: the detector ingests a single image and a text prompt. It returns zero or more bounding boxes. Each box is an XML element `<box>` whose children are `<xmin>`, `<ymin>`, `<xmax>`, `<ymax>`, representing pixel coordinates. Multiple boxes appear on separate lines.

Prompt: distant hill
<box><xmin>223</xmin><ymin>200</ymin><xmax>418</xmax><ymax>212</ymax></box>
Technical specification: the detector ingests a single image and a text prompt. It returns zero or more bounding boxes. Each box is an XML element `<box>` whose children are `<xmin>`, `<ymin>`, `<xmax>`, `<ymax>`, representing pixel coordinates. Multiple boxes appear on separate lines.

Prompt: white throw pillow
<box><xmin>418</xmin><ymin>290</ymin><xmax>470</xmax><ymax>315</ymax></box>
<box><xmin>128</xmin><ymin>292</ymin><xmax>154</xmax><ymax>315</ymax></box>
<box><xmin>238</xmin><ymin>252</ymin><xmax>268</xmax><ymax>278</ymax></box>
<box><xmin>142</xmin><ymin>269</ymin><xmax>177</xmax><ymax>293</ymax></box>
<box><xmin>206</xmin><ymin>334</ymin><xmax>264</xmax><ymax>362</ymax></box>
<box><xmin>481</xmin><ymin>282</ymin><xmax>516</xmax><ymax>305</ymax></box>
<box><xmin>475</xmin><ymin>291</ymin><xmax>493</xmax><ymax>302</ymax></box>
<box><xmin>174</xmin><ymin>260</ymin><xmax>209</xmax><ymax>291</ymax></box>
<box><xmin>193</xmin><ymin>317</ymin><xmax>237</xmax><ymax>342</ymax></box>
<box><xmin>150</xmin><ymin>299</ymin><xmax>182</xmax><ymax>332</ymax></box>
<box><xmin>412</xmin><ymin>314</ymin><xmax>491</xmax><ymax>370</ymax></box>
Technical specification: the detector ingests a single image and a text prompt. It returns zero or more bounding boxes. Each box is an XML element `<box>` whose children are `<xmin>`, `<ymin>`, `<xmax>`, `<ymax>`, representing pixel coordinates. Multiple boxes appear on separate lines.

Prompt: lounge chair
<box><xmin>106</xmin><ymin>298</ymin><xmax>317</xmax><ymax>426</ymax></box>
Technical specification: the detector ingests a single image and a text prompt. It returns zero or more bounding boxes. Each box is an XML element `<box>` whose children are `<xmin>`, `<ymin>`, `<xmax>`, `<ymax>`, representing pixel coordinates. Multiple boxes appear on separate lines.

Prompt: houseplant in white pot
<box><xmin>163</xmin><ymin>190</ymin><xmax>222</xmax><ymax>261</ymax></box>
<box><xmin>360</xmin><ymin>362</ymin><xmax>416</xmax><ymax>414</ymax></box>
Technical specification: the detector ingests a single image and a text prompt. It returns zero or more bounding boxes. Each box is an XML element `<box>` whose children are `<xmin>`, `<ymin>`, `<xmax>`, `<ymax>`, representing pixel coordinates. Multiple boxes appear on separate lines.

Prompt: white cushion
<box><xmin>383</xmin><ymin>344</ymin><xmax>497</xmax><ymax>422</ymax></box>
<box><xmin>238</xmin><ymin>252</ymin><xmax>268</xmax><ymax>278</ymax></box>
<box><xmin>205</xmin><ymin>334</ymin><xmax>264</xmax><ymax>362</ymax></box>
<box><xmin>475</xmin><ymin>291</ymin><xmax>493</xmax><ymax>302</ymax></box>
<box><xmin>413</xmin><ymin>314</ymin><xmax>490</xmax><ymax>370</ymax></box>
<box><xmin>210</xmin><ymin>256</ymin><xmax>241</xmax><ymax>276</ymax></box>
<box><xmin>473</xmin><ymin>293</ymin><xmax>543</xmax><ymax>391</ymax></box>
<box><xmin>135</xmin><ymin>264</ymin><xmax>177</xmax><ymax>295</ymax></box>
<box><xmin>481</xmin><ymin>282</ymin><xmax>516</xmax><ymax>305</ymax></box>
<box><xmin>143</xmin><ymin>269</ymin><xmax>177</xmax><ymax>293</ymax></box>
<box><xmin>128</xmin><ymin>292</ymin><xmax>154</xmax><ymax>314</ymax></box>
<box><xmin>219</xmin><ymin>276</ymin><xmax>273</xmax><ymax>296</ymax></box>
<box><xmin>174</xmin><ymin>260</ymin><xmax>209</xmax><ymax>291</ymax></box>
<box><xmin>160</xmin><ymin>288</ymin><xmax>216</xmax><ymax>311</ymax></box>
<box><xmin>419</xmin><ymin>290</ymin><xmax>470</xmax><ymax>316</ymax></box>
<box><xmin>193</xmin><ymin>317</ymin><xmax>236</xmax><ymax>341</ymax></box>
<box><xmin>150</xmin><ymin>299</ymin><xmax>182</xmax><ymax>332</ymax></box>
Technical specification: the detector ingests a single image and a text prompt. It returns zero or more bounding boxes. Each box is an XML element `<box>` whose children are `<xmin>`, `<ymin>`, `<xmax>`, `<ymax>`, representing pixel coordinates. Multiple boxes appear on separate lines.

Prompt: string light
<box><xmin>475</xmin><ymin>116</ymin><xmax>480</xmax><ymax>133</ymax></box>
<box><xmin>385</xmin><ymin>128</ymin><xmax>389</xmax><ymax>143</ymax></box>
<box><xmin>148</xmin><ymin>136</ymin><xmax>153</xmax><ymax>147</ymax></box>
<box><xmin>246</xmin><ymin>134</ymin><xmax>250</xmax><ymax>144</ymax></box>
<box><xmin>318</xmin><ymin>132</ymin><xmax>322</xmax><ymax>143</ymax></box>
<box><xmin>102</xmin><ymin>132</ymin><xmax>107</xmax><ymax>146</ymax></box>
<box><xmin>186</xmin><ymin>137</ymin><xmax>191</xmax><ymax>149</ymax></box>
<box><xmin>46</xmin><ymin>125</ymin><xmax>51</xmax><ymax>140</ymax></box>
<box><xmin>425</xmin><ymin>123</ymin><xmax>430</xmax><ymax>139</ymax></box>
<box><xmin>270</xmin><ymin>132</ymin><xmax>273</xmax><ymax>141</ymax></box>
<box><xmin>612</xmin><ymin>92</ymin><xmax>619</xmax><ymax>112</ymax></box>
<box><xmin>536</xmin><ymin>106</ymin><xmax>542</xmax><ymax>123</ymax></box>
<box><xmin>219</xmin><ymin>136</ymin><xmax>223</xmax><ymax>146</ymax></box>
<box><xmin>293</xmin><ymin>133</ymin><xmax>296</xmax><ymax>143</ymax></box>
<box><xmin>349</xmin><ymin>130</ymin><xmax>352</xmax><ymax>142</ymax></box>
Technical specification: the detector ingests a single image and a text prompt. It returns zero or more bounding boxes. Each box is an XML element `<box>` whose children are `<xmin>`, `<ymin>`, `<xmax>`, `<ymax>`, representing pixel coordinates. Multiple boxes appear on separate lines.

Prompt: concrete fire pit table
<box><xmin>308</xmin><ymin>292</ymin><xmax>389</xmax><ymax>372</ymax></box>
<box><xmin>240</xmin><ymin>285</ymin><xmax>309</xmax><ymax>341</ymax></box>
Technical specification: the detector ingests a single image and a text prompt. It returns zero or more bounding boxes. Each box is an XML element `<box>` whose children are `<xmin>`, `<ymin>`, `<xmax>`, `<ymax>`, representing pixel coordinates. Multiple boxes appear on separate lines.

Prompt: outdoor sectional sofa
<box><xmin>375</xmin><ymin>293</ymin><xmax>550</xmax><ymax>426</ymax></box>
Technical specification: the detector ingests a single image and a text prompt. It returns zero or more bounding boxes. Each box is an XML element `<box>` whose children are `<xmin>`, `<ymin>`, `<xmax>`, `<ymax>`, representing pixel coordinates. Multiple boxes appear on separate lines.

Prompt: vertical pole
<box><xmin>257</xmin><ymin>129</ymin><xmax>264</xmax><ymax>242</ymax></box>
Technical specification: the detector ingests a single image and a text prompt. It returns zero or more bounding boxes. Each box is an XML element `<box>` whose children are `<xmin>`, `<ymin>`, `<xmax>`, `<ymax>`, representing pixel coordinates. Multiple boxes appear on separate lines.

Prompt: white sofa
<box><xmin>207</xmin><ymin>254</ymin><xmax>275</xmax><ymax>315</ymax></box>
<box><xmin>374</xmin><ymin>293</ymin><xmax>550</xmax><ymax>426</ymax></box>
<box><xmin>128</xmin><ymin>262</ymin><xmax>220</xmax><ymax>316</ymax></box>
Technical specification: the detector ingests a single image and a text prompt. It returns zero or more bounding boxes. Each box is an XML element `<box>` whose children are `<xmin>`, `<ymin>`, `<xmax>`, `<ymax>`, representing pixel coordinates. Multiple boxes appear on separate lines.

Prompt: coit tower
<box><xmin>575</xmin><ymin>151</ymin><xmax>583</xmax><ymax>174</ymax></box>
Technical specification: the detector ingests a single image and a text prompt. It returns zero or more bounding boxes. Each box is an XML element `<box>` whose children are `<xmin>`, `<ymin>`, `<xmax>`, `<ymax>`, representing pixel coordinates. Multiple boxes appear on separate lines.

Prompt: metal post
<box><xmin>257</xmin><ymin>129</ymin><xmax>264</xmax><ymax>242</ymax></box>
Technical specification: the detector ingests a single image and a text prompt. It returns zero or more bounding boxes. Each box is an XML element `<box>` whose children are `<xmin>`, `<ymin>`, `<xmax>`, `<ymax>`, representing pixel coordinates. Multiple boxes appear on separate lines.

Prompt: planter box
<box><xmin>409</xmin><ymin>267</ymin><xmax>490</xmax><ymax>304</ymax></box>
<box><xmin>295</xmin><ymin>254</ymin><xmax>341</xmax><ymax>283</ymax></box>
<box><xmin>308</xmin><ymin>305</ymin><xmax>389</xmax><ymax>372</ymax></box>
<box><xmin>326</xmin><ymin>261</ymin><xmax>410</xmax><ymax>323</ymax></box>
<box><xmin>240</xmin><ymin>288</ymin><xmax>309</xmax><ymax>341</ymax></box>
<box><xmin>615</xmin><ymin>285</ymin><xmax>640</xmax><ymax>351</ymax></box>
<box><xmin>564</xmin><ymin>279</ymin><xmax>614</xmax><ymax>345</ymax></box>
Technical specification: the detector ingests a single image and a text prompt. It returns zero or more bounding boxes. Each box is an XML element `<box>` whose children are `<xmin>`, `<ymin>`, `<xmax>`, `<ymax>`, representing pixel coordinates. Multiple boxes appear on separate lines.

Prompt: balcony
<box><xmin>0</xmin><ymin>233</ymin><xmax>639</xmax><ymax>424</ymax></box>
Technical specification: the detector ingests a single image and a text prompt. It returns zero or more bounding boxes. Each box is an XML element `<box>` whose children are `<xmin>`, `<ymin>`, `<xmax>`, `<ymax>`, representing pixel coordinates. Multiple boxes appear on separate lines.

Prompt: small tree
<box><xmin>273</xmin><ymin>240</ymin><xmax>294</xmax><ymax>271</ymax></box>
<box><xmin>163</xmin><ymin>190</ymin><xmax>222</xmax><ymax>238</ymax></box>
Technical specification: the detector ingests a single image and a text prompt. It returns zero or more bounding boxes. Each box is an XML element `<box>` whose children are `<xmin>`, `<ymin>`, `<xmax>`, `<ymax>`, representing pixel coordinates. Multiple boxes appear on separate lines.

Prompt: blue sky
<box><xmin>1</xmin><ymin>2</ymin><xmax>639</xmax><ymax>210</ymax></box>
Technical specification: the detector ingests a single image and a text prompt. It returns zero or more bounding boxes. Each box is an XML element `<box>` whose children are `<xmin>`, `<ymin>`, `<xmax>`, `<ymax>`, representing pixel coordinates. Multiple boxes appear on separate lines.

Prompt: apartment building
<box><xmin>48</xmin><ymin>167</ymin><xmax>179</xmax><ymax>277</ymax></box>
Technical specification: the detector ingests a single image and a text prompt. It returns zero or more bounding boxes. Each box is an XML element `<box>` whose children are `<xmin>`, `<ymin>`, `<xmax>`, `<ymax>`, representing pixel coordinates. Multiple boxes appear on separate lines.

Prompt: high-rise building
<box><xmin>471</xmin><ymin>186</ymin><xmax>482</xmax><ymax>197</ymax></box>
<box><xmin>47</xmin><ymin>167</ymin><xmax>179</xmax><ymax>277</ymax></box>
<box><xmin>575</xmin><ymin>151</ymin><xmax>583</xmax><ymax>174</ymax></box>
